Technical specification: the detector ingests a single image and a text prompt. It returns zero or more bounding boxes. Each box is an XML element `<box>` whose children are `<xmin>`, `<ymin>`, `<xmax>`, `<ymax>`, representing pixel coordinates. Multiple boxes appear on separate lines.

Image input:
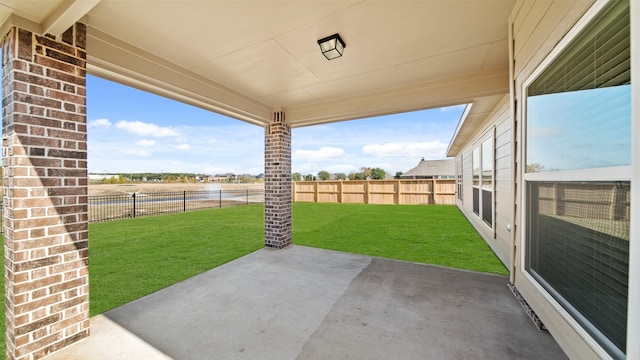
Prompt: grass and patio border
<box><xmin>0</xmin><ymin>202</ymin><xmax>507</xmax><ymax>355</ymax></box>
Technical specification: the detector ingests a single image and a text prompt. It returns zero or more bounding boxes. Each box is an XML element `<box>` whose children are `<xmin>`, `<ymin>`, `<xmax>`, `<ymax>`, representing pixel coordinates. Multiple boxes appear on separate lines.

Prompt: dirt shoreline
<box><xmin>88</xmin><ymin>182</ymin><xmax>264</xmax><ymax>196</ymax></box>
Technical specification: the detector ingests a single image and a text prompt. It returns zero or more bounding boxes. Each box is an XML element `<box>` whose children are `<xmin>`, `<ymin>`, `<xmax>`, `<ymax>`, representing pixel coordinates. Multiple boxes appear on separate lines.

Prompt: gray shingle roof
<box><xmin>401</xmin><ymin>158</ymin><xmax>455</xmax><ymax>178</ymax></box>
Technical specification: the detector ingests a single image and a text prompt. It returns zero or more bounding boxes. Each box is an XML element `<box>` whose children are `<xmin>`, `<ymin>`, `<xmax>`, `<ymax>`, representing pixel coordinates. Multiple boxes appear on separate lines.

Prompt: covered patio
<box><xmin>12</xmin><ymin>0</ymin><xmax>640</xmax><ymax>359</ymax></box>
<box><xmin>0</xmin><ymin>1</ymin><xmax>517</xmax><ymax>358</ymax></box>
<box><xmin>47</xmin><ymin>246</ymin><xmax>566</xmax><ymax>359</ymax></box>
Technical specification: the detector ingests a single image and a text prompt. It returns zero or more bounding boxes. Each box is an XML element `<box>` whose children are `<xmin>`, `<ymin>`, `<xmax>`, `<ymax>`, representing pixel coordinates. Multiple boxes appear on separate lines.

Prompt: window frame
<box><xmin>471</xmin><ymin>133</ymin><xmax>494</xmax><ymax>229</ymax></box>
<box><xmin>519</xmin><ymin>1</ymin><xmax>632</xmax><ymax>358</ymax></box>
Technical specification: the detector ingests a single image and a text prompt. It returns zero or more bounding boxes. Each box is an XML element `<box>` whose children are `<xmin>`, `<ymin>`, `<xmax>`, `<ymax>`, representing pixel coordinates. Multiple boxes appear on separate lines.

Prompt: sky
<box><xmin>87</xmin><ymin>75</ymin><xmax>464</xmax><ymax>176</ymax></box>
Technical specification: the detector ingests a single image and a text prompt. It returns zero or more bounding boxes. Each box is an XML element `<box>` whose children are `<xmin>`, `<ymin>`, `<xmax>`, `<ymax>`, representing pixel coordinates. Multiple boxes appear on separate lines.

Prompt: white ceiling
<box><xmin>0</xmin><ymin>0</ymin><xmax>515</xmax><ymax>128</ymax></box>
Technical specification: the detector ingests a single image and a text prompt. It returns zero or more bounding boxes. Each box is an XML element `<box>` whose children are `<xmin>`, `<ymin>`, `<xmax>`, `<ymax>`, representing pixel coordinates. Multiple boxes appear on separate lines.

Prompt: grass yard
<box><xmin>293</xmin><ymin>203</ymin><xmax>508</xmax><ymax>275</ymax></box>
<box><xmin>0</xmin><ymin>202</ymin><xmax>507</xmax><ymax>356</ymax></box>
<box><xmin>88</xmin><ymin>204</ymin><xmax>265</xmax><ymax>315</ymax></box>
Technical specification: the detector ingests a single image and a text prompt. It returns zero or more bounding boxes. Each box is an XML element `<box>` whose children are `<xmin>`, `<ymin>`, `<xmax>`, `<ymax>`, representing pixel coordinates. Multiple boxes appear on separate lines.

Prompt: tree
<box><xmin>335</xmin><ymin>173</ymin><xmax>346</xmax><ymax>180</ymax></box>
<box><xmin>359</xmin><ymin>167</ymin><xmax>372</xmax><ymax>178</ymax></box>
<box><xmin>370</xmin><ymin>167</ymin><xmax>386</xmax><ymax>180</ymax></box>
<box><xmin>526</xmin><ymin>163</ymin><xmax>546</xmax><ymax>173</ymax></box>
<box><xmin>305</xmin><ymin>174</ymin><xmax>315</xmax><ymax>181</ymax></box>
<box><xmin>394</xmin><ymin>171</ymin><xmax>403</xmax><ymax>179</ymax></box>
<box><xmin>292</xmin><ymin>172</ymin><xmax>302</xmax><ymax>181</ymax></box>
<box><xmin>348</xmin><ymin>172</ymin><xmax>357</xmax><ymax>180</ymax></box>
<box><xmin>317</xmin><ymin>170</ymin><xmax>331</xmax><ymax>181</ymax></box>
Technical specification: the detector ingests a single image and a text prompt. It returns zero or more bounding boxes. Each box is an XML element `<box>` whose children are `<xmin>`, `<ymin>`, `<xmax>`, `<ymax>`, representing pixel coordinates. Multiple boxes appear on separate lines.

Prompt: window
<box><xmin>472</xmin><ymin>148</ymin><xmax>480</xmax><ymax>215</ymax></box>
<box><xmin>472</xmin><ymin>137</ymin><xmax>493</xmax><ymax>227</ymax></box>
<box><xmin>481</xmin><ymin>138</ymin><xmax>493</xmax><ymax>226</ymax></box>
<box><xmin>524</xmin><ymin>1</ymin><xmax>630</xmax><ymax>358</ymax></box>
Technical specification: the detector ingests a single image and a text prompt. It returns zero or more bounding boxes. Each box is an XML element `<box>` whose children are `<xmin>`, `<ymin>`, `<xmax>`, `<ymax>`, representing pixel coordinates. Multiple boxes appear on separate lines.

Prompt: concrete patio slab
<box><xmin>45</xmin><ymin>245</ymin><xmax>567</xmax><ymax>360</ymax></box>
<box><xmin>45</xmin><ymin>315</ymin><xmax>172</xmax><ymax>360</ymax></box>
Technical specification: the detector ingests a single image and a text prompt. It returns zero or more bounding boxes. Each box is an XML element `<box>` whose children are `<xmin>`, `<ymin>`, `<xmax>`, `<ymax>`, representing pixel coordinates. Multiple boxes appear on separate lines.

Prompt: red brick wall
<box><xmin>264</xmin><ymin>111</ymin><xmax>292</xmax><ymax>248</ymax></box>
<box><xmin>2</xmin><ymin>24</ymin><xmax>89</xmax><ymax>360</ymax></box>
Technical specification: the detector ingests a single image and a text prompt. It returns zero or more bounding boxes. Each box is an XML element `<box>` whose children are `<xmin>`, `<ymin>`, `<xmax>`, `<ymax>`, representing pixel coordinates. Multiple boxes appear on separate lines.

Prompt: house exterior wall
<box><xmin>456</xmin><ymin>95</ymin><xmax>511</xmax><ymax>268</ymax></box>
<box><xmin>455</xmin><ymin>1</ymin><xmax>639</xmax><ymax>358</ymax></box>
<box><xmin>510</xmin><ymin>1</ymin><xmax>626</xmax><ymax>359</ymax></box>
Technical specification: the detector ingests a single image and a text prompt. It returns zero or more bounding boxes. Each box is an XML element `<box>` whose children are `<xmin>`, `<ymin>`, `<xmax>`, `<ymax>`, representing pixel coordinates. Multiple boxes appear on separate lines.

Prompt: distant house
<box><xmin>212</xmin><ymin>173</ymin><xmax>236</xmax><ymax>182</ymax></box>
<box><xmin>400</xmin><ymin>158</ymin><xmax>455</xmax><ymax>179</ymax></box>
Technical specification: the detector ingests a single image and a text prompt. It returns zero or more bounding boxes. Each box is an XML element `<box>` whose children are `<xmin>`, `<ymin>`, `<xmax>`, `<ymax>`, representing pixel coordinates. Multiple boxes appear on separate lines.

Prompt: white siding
<box><xmin>457</xmin><ymin>95</ymin><xmax>511</xmax><ymax>267</ymax></box>
<box><xmin>510</xmin><ymin>1</ymin><xmax>607</xmax><ymax>359</ymax></box>
<box><xmin>452</xmin><ymin>1</ymin><xmax>636</xmax><ymax>359</ymax></box>
<box><xmin>494</xmin><ymin>117</ymin><xmax>512</xmax><ymax>264</ymax></box>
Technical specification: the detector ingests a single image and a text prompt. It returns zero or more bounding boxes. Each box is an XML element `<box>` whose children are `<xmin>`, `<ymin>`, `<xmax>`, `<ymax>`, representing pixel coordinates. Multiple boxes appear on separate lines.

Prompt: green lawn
<box><xmin>293</xmin><ymin>203</ymin><xmax>507</xmax><ymax>274</ymax></box>
<box><xmin>89</xmin><ymin>204</ymin><xmax>265</xmax><ymax>315</ymax></box>
<box><xmin>0</xmin><ymin>202</ymin><xmax>507</xmax><ymax>356</ymax></box>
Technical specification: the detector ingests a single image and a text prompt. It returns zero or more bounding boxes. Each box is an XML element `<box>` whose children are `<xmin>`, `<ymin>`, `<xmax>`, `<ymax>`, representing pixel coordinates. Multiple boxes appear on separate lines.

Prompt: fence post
<box><xmin>365</xmin><ymin>181</ymin><xmax>370</xmax><ymax>204</ymax></box>
<box><xmin>184</xmin><ymin>191</ymin><xmax>186</xmax><ymax>212</ymax></box>
<box><xmin>132</xmin><ymin>193</ymin><xmax>136</xmax><ymax>218</ymax></box>
<box><xmin>219</xmin><ymin>189</ymin><xmax>222</xmax><ymax>208</ymax></box>
<box><xmin>246</xmin><ymin>189</ymin><xmax>249</xmax><ymax>205</ymax></box>
<box><xmin>432</xmin><ymin>179</ymin><xmax>436</xmax><ymax>204</ymax></box>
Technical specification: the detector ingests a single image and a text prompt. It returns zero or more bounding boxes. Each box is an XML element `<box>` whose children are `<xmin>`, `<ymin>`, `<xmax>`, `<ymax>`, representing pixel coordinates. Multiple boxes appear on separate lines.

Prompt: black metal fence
<box><xmin>89</xmin><ymin>189</ymin><xmax>264</xmax><ymax>223</ymax></box>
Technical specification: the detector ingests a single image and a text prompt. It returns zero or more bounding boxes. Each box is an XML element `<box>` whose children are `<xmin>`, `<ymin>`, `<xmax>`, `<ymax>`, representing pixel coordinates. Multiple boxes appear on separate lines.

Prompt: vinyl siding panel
<box><xmin>456</xmin><ymin>95</ymin><xmax>511</xmax><ymax>268</ymax></box>
<box><xmin>493</xmin><ymin>103</ymin><xmax>513</xmax><ymax>267</ymax></box>
<box><xmin>514</xmin><ymin>1</ymin><xmax>593</xmax><ymax>79</ymax></box>
<box><xmin>511</xmin><ymin>1</ymin><xmax>604</xmax><ymax>359</ymax></box>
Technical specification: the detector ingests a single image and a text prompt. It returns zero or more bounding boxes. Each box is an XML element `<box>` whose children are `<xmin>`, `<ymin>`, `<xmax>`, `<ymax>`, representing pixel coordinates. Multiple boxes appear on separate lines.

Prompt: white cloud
<box><xmin>136</xmin><ymin>139</ymin><xmax>156</xmax><ymax>147</ymax></box>
<box><xmin>88</xmin><ymin>118</ymin><xmax>111</xmax><ymax>129</ymax></box>
<box><xmin>325</xmin><ymin>164</ymin><xmax>358</xmax><ymax>173</ymax></box>
<box><xmin>115</xmin><ymin>120</ymin><xmax>180</xmax><ymax>137</ymax></box>
<box><xmin>362</xmin><ymin>141</ymin><xmax>447</xmax><ymax>158</ymax></box>
<box><xmin>293</xmin><ymin>147</ymin><xmax>345</xmax><ymax>160</ymax></box>
<box><xmin>176</xmin><ymin>144</ymin><xmax>191</xmax><ymax>150</ymax></box>
<box><xmin>123</xmin><ymin>148</ymin><xmax>151</xmax><ymax>157</ymax></box>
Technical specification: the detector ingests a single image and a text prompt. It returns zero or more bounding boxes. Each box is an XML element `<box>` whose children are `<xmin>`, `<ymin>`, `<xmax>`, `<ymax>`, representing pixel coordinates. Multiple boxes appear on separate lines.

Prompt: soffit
<box><xmin>0</xmin><ymin>0</ymin><xmax>516</xmax><ymax>127</ymax></box>
<box><xmin>0</xmin><ymin>1</ymin><xmax>63</xmax><ymax>25</ymax></box>
<box><xmin>446</xmin><ymin>94</ymin><xmax>508</xmax><ymax>157</ymax></box>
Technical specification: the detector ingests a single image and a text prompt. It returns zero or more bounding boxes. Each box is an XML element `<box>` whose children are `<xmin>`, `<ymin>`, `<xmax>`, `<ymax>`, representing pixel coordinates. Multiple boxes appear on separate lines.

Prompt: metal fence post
<box><xmin>132</xmin><ymin>193</ymin><xmax>136</xmax><ymax>218</ymax></box>
<box><xmin>246</xmin><ymin>189</ymin><xmax>249</xmax><ymax>205</ymax></box>
<box><xmin>219</xmin><ymin>189</ymin><xmax>222</xmax><ymax>208</ymax></box>
<box><xmin>183</xmin><ymin>191</ymin><xmax>186</xmax><ymax>212</ymax></box>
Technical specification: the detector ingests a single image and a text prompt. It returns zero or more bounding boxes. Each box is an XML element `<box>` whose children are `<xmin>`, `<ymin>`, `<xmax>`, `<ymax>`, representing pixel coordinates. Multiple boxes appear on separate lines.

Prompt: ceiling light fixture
<box><xmin>317</xmin><ymin>33</ymin><xmax>346</xmax><ymax>60</ymax></box>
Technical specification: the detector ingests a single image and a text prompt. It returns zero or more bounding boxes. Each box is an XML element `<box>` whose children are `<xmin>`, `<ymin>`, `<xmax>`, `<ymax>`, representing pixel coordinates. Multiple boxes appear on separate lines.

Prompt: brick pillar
<box><xmin>264</xmin><ymin>111</ymin><xmax>292</xmax><ymax>248</ymax></box>
<box><xmin>2</xmin><ymin>24</ymin><xmax>89</xmax><ymax>360</ymax></box>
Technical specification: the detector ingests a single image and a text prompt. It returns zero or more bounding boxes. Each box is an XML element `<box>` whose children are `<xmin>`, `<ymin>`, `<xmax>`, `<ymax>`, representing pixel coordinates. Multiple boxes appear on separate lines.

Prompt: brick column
<box><xmin>2</xmin><ymin>24</ymin><xmax>89</xmax><ymax>360</ymax></box>
<box><xmin>264</xmin><ymin>111</ymin><xmax>292</xmax><ymax>248</ymax></box>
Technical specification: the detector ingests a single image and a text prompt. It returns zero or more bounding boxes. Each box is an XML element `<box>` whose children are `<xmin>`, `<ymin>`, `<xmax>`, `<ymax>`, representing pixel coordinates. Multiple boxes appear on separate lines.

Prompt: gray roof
<box><xmin>401</xmin><ymin>158</ymin><xmax>455</xmax><ymax>178</ymax></box>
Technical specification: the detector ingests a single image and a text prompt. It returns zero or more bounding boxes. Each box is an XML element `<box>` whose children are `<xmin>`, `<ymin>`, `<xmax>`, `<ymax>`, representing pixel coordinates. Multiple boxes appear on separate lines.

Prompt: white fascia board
<box><xmin>0</xmin><ymin>13</ymin><xmax>41</xmax><ymax>38</ymax></box>
<box><xmin>287</xmin><ymin>67</ymin><xmax>509</xmax><ymax>128</ymax></box>
<box><xmin>43</xmin><ymin>0</ymin><xmax>100</xmax><ymax>36</ymax></box>
<box><xmin>446</xmin><ymin>103</ymin><xmax>473</xmax><ymax>157</ymax></box>
<box><xmin>86</xmin><ymin>27</ymin><xmax>272</xmax><ymax>127</ymax></box>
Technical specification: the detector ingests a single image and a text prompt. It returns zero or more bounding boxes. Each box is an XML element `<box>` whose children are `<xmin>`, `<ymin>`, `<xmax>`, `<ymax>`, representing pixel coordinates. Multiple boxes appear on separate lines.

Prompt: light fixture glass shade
<box><xmin>317</xmin><ymin>34</ymin><xmax>345</xmax><ymax>60</ymax></box>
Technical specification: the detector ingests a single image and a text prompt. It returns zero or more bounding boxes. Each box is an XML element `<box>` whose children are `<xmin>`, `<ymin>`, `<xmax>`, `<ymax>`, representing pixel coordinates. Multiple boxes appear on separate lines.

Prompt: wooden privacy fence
<box><xmin>293</xmin><ymin>179</ymin><xmax>456</xmax><ymax>205</ymax></box>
